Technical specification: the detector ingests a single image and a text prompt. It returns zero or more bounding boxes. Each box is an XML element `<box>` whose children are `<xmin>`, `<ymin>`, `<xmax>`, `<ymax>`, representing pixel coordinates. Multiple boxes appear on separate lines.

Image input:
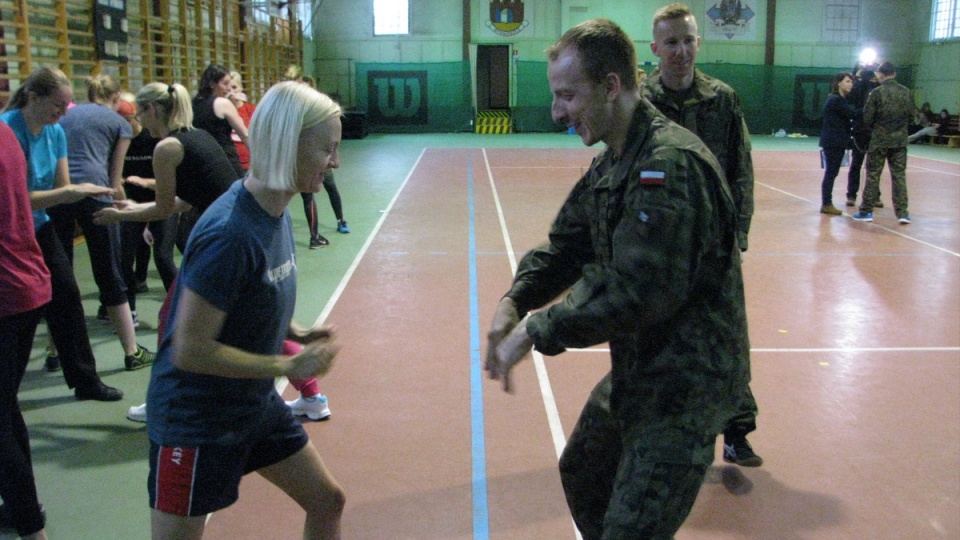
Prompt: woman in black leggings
<box><xmin>302</xmin><ymin>172</ymin><xmax>349</xmax><ymax>249</ymax></box>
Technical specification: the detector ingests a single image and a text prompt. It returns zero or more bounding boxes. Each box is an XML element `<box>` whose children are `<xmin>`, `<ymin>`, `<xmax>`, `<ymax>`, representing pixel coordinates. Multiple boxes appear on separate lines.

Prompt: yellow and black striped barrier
<box><xmin>475</xmin><ymin>110</ymin><xmax>512</xmax><ymax>134</ymax></box>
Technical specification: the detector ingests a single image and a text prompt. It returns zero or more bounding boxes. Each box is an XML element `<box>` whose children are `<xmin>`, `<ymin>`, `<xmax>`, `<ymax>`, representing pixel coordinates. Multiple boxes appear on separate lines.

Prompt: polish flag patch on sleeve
<box><xmin>639</xmin><ymin>170</ymin><xmax>666</xmax><ymax>185</ymax></box>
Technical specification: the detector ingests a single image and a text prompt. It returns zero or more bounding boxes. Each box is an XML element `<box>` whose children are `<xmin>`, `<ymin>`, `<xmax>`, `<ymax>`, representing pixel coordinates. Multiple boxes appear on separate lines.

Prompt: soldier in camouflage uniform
<box><xmin>852</xmin><ymin>61</ymin><xmax>914</xmax><ymax>224</ymax></box>
<box><xmin>552</xmin><ymin>8</ymin><xmax>761</xmax><ymax>533</ymax></box>
<box><xmin>644</xmin><ymin>3</ymin><xmax>760</xmax><ymax>467</ymax></box>
<box><xmin>485</xmin><ymin>18</ymin><xmax>751</xmax><ymax>539</ymax></box>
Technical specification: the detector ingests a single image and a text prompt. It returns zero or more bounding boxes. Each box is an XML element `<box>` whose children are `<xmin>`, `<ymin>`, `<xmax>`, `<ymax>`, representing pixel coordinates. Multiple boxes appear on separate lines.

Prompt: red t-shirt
<box><xmin>0</xmin><ymin>121</ymin><xmax>52</xmax><ymax>317</ymax></box>
<box><xmin>232</xmin><ymin>101</ymin><xmax>256</xmax><ymax>170</ymax></box>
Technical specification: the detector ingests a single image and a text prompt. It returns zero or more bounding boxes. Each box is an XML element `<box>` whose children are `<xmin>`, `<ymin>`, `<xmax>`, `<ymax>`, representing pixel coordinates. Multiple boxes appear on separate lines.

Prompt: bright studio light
<box><xmin>859</xmin><ymin>48</ymin><xmax>877</xmax><ymax>65</ymax></box>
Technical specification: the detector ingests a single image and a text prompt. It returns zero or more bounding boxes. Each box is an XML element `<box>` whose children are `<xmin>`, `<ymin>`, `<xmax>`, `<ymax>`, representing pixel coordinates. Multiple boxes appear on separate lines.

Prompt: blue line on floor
<box><xmin>468</xmin><ymin>156</ymin><xmax>490</xmax><ymax>539</ymax></box>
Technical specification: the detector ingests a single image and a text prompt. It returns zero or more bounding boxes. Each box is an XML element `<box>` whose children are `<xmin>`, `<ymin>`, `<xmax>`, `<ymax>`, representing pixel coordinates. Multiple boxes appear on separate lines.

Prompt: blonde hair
<box><xmin>86</xmin><ymin>74</ymin><xmax>121</xmax><ymax>104</ymax></box>
<box><xmin>229</xmin><ymin>71</ymin><xmax>243</xmax><ymax>86</ymax></box>
<box><xmin>249</xmin><ymin>81</ymin><xmax>341</xmax><ymax>191</ymax></box>
<box><xmin>653</xmin><ymin>3</ymin><xmax>695</xmax><ymax>37</ymax></box>
<box><xmin>283</xmin><ymin>64</ymin><xmax>303</xmax><ymax>82</ymax></box>
<box><xmin>136</xmin><ymin>82</ymin><xmax>193</xmax><ymax>131</ymax></box>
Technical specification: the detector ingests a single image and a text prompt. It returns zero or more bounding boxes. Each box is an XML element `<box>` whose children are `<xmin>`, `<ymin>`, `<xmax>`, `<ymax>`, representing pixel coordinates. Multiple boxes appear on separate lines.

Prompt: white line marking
<box><xmin>275</xmin><ymin>149</ymin><xmax>428</xmax><ymax>395</ymax></box>
<box><xmin>482</xmin><ymin>148</ymin><xmax>583</xmax><ymax>540</ymax></box>
<box><xmin>756</xmin><ymin>181</ymin><xmax>960</xmax><ymax>258</ymax></box>
<box><xmin>909</xmin><ymin>163</ymin><xmax>960</xmax><ymax>176</ymax></box>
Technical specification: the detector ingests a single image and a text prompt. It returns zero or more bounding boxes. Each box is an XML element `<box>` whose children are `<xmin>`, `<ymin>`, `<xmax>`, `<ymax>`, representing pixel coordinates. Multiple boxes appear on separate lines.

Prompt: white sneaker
<box><xmin>285</xmin><ymin>395</ymin><xmax>331</xmax><ymax>421</ymax></box>
<box><xmin>127</xmin><ymin>403</ymin><xmax>147</xmax><ymax>423</ymax></box>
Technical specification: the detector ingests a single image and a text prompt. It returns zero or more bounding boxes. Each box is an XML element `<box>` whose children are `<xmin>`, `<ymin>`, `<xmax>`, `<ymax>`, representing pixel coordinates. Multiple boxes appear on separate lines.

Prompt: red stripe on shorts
<box><xmin>155</xmin><ymin>445</ymin><xmax>198</xmax><ymax>515</ymax></box>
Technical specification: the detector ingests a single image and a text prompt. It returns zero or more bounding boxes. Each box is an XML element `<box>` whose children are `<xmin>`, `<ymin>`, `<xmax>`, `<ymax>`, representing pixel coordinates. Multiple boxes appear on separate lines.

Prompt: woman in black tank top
<box><xmin>192</xmin><ymin>63</ymin><xmax>248</xmax><ymax>177</ymax></box>
<box><xmin>93</xmin><ymin>82</ymin><xmax>238</xmax><ymax>226</ymax></box>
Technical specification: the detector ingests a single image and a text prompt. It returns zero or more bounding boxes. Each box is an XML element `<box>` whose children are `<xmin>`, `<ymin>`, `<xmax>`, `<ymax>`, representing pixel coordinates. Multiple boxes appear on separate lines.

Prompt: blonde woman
<box><xmin>50</xmin><ymin>74</ymin><xmax>156</xmax><ymax>369</ymax></box>
<box><xmin>227</xmin><ymin>70</ymin><xmax>256</xmax><ymax>170</ymax></box>
<box><xmin>94</xmin><ymin>82</ymin><xmax>241</xmax><ymax>423</ymax></box>
<box><xmin>94</xmin><ymin>83</ymin><xmax>238</xmax><ymax>224</ymax></box>
<box><xmin>146</xmin><ymin>81</ymin><xmax>345</xmax><ymax>539</ymax></box>
<box><xmin>283</xmin><ymin>66</ymin><xmax>351</xmax><ymax>248</ymax></box>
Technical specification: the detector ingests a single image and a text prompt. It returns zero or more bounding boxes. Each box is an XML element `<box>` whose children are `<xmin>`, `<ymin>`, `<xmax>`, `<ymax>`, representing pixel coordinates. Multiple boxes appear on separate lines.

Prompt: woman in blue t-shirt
<box><xmin>145</xmin><ymin>81</ymin><xmax>345</xmax><ymax>539</ymax></box>
<box><xmin>0</xmin><ymin>67</ymin><xmax>124</xmax><ymax>402</ymax></box>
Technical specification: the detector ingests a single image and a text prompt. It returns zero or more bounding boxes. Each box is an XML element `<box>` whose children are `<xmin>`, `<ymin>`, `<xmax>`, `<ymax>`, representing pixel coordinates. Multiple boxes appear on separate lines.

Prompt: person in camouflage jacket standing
<box><xmin>641</xmin><ymin>2</ymin><xmax>761</xmax><ymax>467</ymax></box>
<box><xmin>549</xmin><ymin>8</ymin><xmax>763</xmax><ymax>533</ymax></box>
<box><xmin>642</xmin><ymin>10</ymin><xmax>754</xmax><ymax>253</ymax></box>
<box><xmin>485</xmin><ymin>18</ymin><xmax>751</xmax><ymax>539</ymax></box>
<box><xmin>852</xmin><ymin>61</ymin><xmax>914</xmax><ymax>224</ymax></box>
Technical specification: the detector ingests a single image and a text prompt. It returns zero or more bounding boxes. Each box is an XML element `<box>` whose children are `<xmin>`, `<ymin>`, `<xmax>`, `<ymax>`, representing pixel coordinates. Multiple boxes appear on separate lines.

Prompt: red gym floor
<box><xmin>199</xmin><ymin>147</ymin><xmax>960</xmax><ymax>539</ymax></box>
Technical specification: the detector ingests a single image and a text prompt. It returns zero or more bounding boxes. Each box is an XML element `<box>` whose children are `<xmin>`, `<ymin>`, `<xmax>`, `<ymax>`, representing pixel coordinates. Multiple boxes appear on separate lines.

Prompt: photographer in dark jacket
<box><xmin>845</xmin><ymin>66</ymin><xmax>878</xmax><ymax>207</ymax></box>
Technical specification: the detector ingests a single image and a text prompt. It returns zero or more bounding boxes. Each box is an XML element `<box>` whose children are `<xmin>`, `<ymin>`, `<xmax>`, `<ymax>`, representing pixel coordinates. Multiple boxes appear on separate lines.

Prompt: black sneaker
<box><xmin>44</xmin><ymin>345</ymin><xmax>61</xmax><ymax>372</ymax></box>
<box><xmin>309</xmin><ymin>234</ymin><xmax>329</xmax><ymax>249</ymax></box>
<box><xmin>135</xmin><ymin>281</ymin><xmax>149</xmax><ymax>293</ymax></box>
<box><xmin>75</xmin><ymin>381</ymin><xmax>124</xmax><ymax>401</ymax></box>
<box><xmin>97</xmin><ymin>304</ymin><xmax>109</xmax><ymax>322</ymax></box>
<box><xmin>723</xmin><ymin>435</ymin><xmax>763</xmax><ymax>467</ymax></box>
<box><xmin>124</xmin><ymin>345</ymin><xmax>155</xmax><ymax>371</ymax></box>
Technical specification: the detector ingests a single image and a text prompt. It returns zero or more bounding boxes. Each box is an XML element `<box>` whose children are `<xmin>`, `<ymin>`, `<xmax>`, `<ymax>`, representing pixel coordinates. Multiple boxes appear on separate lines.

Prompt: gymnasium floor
<box><xmin>8</xmin><ymin>134</ymin><xmax>959</xmax><ymax>539</ymax></box>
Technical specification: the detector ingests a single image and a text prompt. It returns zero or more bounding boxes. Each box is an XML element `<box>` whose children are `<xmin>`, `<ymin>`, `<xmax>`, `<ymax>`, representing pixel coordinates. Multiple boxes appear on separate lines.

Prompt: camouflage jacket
<box><xmin>864</xmin><ymin>78</ymin><xmax>915</xmax><ymax>150</ymax></box>
<box><xmin>643</xmin><ymin>67</ymin><xmax>754</xmax><ymax>252</ymax></box>
<box><xmin>506</xmin><ymin>100</ymin><xmax>751</xmax><ymax>465</ymax></box>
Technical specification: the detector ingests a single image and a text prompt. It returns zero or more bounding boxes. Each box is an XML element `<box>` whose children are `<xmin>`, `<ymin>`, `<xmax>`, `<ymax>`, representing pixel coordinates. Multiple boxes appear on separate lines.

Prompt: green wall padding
<box><xmin>356</xmin><ymin>61</ymin><xmax>912</xmax><ymax>136</ymax></box>
<box><xmin>354</xmin><ymin>61</ymin><xmax>473</xmax><ymax>133</ymax></box>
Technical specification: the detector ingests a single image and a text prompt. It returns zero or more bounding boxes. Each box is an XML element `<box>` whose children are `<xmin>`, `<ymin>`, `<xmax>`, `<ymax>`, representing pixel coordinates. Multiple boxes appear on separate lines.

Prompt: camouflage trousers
<box><xmin>559</xmin><ymin>372</ymin><xmax>754</xmax><ymax>539</ymax></box>
<box><xmin>860</xmin><ymin>146</ymin><xmax>909</xmax><ymax>218</ymax></box>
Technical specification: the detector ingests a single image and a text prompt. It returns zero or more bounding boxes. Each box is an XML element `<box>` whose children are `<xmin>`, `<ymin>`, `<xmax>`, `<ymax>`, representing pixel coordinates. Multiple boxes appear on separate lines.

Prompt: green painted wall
<box><xmin>307</xmin><ymin>0</ymin><xmax>959</xmax><ymax>130</ymax></box>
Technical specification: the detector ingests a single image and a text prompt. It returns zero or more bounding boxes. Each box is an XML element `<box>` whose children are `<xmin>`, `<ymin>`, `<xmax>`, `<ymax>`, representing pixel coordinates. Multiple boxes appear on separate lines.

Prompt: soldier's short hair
<box><xmin>653</xmin><ymin>3</ymin><xmax>694</xmax><ymax>33</ymax></box>
<box><xmin>545</xmin><ymin>18</ymin><xmax>638</xmax><ymax>91</ymax></box>
<box><xmin>877</xmin><ymin>62</ymin><xmax>896</xmax><ymax>76</ymax></box>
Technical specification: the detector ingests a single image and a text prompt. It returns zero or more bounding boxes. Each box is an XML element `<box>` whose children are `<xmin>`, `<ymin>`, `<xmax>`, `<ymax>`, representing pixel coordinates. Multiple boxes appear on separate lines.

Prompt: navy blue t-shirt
<box><xmin>147</xmin><ymin>180</ymin><xmax>297</xmax><ymax>446</ymax></box>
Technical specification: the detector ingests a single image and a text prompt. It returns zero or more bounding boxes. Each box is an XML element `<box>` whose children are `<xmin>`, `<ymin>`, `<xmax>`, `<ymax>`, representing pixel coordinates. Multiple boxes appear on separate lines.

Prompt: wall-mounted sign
<box><xmin>367</xmin><ymin>71</ymin><xmax>428</xmax><ymax>126</ymax></box>
<box><xmin>486</xmin><ymin>0</ymin><xmax>528</xmax><ymax>37</ymax></box>
<box><xmin>706</xmin><ymin>1</ymin><xmax>756</xmax><ymax>40</ymax></box>
<box><xmin>94</xmin><ymin>0</ymin><xmax>129</xmax><ymax>62</ymax></box>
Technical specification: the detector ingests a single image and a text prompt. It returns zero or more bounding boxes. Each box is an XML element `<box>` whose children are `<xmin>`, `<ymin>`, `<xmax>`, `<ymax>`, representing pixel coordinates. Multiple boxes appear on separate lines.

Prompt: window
<box><xmin>931</xmin><ymin>0</ymin><xmax>960</xmax><ymax>39</ymax></box>
<box><xmin>823</xmin><ymin>0</ymin><xmax>860</xmax><ymax>43</ymax></box>
<box><xmin>249</xmin><ymin>0</ymin><xmax>314</xmax><ymax>37</ymax></box>
<box><xmin>295</xmin><ymin>1</ymin><xmax>315</xmax><ymax>38</ymax></box>
<box><xmin>374</xmin><ymin>0</ymin><xmax>409</xmax><ymax>35</ymax></box>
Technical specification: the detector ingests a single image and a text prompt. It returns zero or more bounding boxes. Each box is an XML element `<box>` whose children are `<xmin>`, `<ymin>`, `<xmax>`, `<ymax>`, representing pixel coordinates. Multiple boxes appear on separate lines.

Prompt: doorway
<box><xmin>476</xmin><ymin>44</ymin><xmax>510</xmax><ymax>111</ymax></box>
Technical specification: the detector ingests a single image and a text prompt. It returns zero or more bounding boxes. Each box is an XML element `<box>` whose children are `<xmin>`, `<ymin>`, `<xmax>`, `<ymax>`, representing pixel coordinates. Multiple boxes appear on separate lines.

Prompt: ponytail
<box><xmin>136</xmin><ymin>82</ymin><xmax>193</xmax><ymax>131</ymax></box>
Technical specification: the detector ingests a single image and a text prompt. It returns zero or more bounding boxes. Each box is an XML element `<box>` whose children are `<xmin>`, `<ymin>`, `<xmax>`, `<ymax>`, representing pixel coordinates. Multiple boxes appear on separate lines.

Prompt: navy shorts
<box><xmin>148</xmin><ymin>404</ymin><xmax>308</xmax><ymax>516</ymax></box>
